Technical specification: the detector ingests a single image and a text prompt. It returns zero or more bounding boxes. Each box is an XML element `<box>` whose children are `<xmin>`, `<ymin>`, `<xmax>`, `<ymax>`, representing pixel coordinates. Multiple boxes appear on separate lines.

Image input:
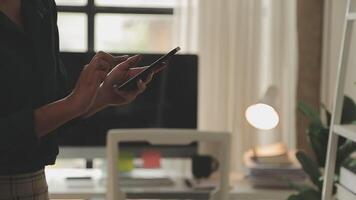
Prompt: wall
<box><xmin>322</xmin><ymin>0</ymin><xmax>356</xmax><ymax>109</ymax></box>
<box><xmin>296</xmin><ymin>0</ymin><xmax>324</xmax><ymax>153</ymax></box>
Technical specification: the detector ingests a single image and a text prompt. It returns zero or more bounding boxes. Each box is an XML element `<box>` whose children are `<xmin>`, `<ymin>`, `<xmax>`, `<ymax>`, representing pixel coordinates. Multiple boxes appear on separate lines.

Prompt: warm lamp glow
<box><xmin>245</xmin><ymin>103</ymin><xmax>279</xmax><ymax>130</ymax></box>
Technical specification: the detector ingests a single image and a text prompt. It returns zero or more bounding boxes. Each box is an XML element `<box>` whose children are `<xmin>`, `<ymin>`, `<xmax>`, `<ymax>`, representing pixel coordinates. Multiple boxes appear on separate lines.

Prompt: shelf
<box><xmin>347</xmin><ymin>13</ymin><xmax>356</xmax><ymax>20</ymax></box>
<box><xmin>323</xmin><ymin>1</ymin><xmax>356</xmax><ymax>199</ymax></box>
<box><xmin>334</xmin><ymin>124</ymin><xmax>356</xmax><ymax>143</ymax></box>
<box><xmin>337</xmin><ymin>184</ymin><xmax>356</xmax><ymax>200</ymax></box>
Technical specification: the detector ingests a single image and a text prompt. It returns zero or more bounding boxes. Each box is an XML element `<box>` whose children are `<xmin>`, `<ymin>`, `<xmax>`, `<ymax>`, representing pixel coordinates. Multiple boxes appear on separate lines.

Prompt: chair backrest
<box><xmin>106</xmin><ymin>128</ymin><xmax>231</xmax><ymax>200</ymax></box>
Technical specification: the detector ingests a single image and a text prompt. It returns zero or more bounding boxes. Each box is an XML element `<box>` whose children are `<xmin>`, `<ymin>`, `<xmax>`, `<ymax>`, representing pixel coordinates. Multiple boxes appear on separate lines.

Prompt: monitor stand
<box><xmin>86</xmin><ymin>159</ymin><xmax>93</xmax><ymax>168</ymax></box>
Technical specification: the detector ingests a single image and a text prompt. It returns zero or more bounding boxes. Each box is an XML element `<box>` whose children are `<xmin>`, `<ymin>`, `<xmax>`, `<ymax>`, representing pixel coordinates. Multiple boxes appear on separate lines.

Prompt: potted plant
<box><xmin>288</xmin><ymin>96</ymin><xmax>356</xmax><ymax>200</ymax></box>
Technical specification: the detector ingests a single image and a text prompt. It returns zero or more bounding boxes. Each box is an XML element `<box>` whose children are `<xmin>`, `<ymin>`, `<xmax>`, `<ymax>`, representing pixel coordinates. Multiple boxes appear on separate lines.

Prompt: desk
<box><xmin>46</xmin><ymin>168</ymin><xmax>295</xmax><ymax>200</ymax></box>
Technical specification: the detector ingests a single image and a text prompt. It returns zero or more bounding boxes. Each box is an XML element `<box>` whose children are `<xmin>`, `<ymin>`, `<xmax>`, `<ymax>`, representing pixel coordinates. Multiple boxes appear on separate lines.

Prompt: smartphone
<box><xmin>117</xmin><ymin>46</ymin><xmax>181</xmax><ymax>91</ymax></box>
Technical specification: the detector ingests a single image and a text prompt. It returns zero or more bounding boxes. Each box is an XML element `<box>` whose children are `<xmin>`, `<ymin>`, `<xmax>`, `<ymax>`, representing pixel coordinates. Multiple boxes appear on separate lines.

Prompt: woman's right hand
<box><xmin>67</xmin><ymin>53</ymin><xmax>111</xmax><ymax>116</ymax></box>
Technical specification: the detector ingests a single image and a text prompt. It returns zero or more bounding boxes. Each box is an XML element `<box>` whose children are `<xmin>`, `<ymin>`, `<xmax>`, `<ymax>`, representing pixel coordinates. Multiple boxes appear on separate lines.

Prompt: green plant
<box><xmin>288</xmin><ymin>96</ymin><xmax>356</xmax><ymax>200</ymax></box>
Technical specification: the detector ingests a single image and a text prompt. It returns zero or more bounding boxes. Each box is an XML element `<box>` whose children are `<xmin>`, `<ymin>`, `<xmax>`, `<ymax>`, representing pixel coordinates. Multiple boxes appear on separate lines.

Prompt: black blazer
<box><xmin>0</xmin><ymin>0</ymin><xmax>69</xmax><ymax>175</ymax></box>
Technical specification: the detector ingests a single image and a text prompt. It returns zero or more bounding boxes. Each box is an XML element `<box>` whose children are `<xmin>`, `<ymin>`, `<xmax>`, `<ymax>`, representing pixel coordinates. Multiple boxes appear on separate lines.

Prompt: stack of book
<box><xmin>338</xmin><ymin>159</ymin><xmax>356</xmax><ymax>200</ymax></box>
<box><xmin>244</xmin><ymin>143</ymin><xmax>306</xmax><ymax>188</ymax></box>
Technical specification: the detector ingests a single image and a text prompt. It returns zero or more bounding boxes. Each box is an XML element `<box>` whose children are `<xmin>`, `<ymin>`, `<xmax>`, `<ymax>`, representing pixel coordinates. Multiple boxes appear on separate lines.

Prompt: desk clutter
<box><xmin>244</xmin><ymin>144</ymin><xmax>306</xmax><ymax>188</ymax></box>
<box><xmin>45</xmin><ymin>163</ymin><xmax>295</xmax><ymax>200</ymax></box>
<box><xmin>50</xmin><ymin>153</ymin><xmax>221</xmax><ymax>190</ymax></box>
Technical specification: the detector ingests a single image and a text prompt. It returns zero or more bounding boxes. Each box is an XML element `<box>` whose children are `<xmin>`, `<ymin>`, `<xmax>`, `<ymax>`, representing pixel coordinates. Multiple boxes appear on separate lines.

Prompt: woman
<box><xmin>0</xmin><ymin>0</ymin><xmax>160</xmax><ymax>199</ymax></box>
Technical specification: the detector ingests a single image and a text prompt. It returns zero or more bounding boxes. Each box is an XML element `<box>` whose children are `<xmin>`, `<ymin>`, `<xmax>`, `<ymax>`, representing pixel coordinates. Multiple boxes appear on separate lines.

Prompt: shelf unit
<box><xmin>322</xmin><ymin>0</ymin><xmax>356</xmax><ymax>199</ymax></box>
<box><xmin>336</xmin><ymin>184</ymin><xmax>356</xmax><ymax>200</ymax></box>
<box><xmin>334</xmin><ymin>125</ymin><xmax>356</xmax><ymax>143</ymax></box>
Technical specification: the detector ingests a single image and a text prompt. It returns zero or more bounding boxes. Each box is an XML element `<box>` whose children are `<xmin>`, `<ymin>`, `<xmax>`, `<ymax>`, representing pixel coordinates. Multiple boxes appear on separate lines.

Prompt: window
<box><xmin>55</xmin><ymin>0</ymin><xmax>194</xmax><ymax>53</ymax></box>
<box><xmin>56</xmin><ymin>0</ymin><xmax>87</xmax><ymax>6</ymax></box>
<box><xmin>57</xmin><ymin>13</ymin><xmax>87</xmax><ymax>52</ymax></box>
<box><xmin>95</xmin><ymin>0</ymin><xmax>176</xmax><ymax>8</ymax></box>
<box><xmin>95</xmin><ymin>14</ymin><xmax>173</xmax><ymax>52</ymax></box>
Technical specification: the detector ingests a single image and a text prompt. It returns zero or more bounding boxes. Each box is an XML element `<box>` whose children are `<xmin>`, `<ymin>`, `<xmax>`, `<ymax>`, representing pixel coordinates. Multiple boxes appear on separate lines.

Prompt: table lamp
<box><xmin>244</xmin><ymin>86</ymin><xmax>289</xmax><ymax>162</ymax></box>
<box><xmin>245</xmin><ymin>86</ymin><xmax>279</xmax><ymax>131</ymax></box>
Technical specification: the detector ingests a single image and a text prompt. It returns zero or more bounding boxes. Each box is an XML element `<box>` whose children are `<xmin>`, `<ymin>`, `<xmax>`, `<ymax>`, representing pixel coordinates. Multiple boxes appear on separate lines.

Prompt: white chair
<box><xmin>106</xmin><ymin>128</ymin><xmax>231</xmax><ymax>200</ymax></box>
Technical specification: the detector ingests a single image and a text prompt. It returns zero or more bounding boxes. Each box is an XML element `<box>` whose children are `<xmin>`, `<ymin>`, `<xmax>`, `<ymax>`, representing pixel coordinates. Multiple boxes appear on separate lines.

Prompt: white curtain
<box><xmin>197</xmin><ymin>0</ymin><xmax>298</xmax><ymax>171</ymax></box>
<box><xmin>174</xmin><ymin>0</ymin><xmax>199</xmax><ymax>53</ymax></box>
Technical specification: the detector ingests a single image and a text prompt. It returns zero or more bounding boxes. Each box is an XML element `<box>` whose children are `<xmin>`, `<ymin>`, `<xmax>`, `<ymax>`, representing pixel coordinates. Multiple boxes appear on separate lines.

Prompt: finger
<box><xmin>95</xmin><ymin>58</ymin><xmax>111</xmax><ymax>74</ymax></box>
<box><xmin>83</xmin><ymin>64</ymin><xmax>89</xmax><ymax>70</ymax></box>
<box><xmin>116</xmin><ymin>54</ymin><xmax>142</xmax><ymax>71</ymax></box>
<box><xmin>143</xmin><ymin>72</ymin><xmax>154</xmax><ymax>84</ymax></box>
<box><xmin>90</xmin><ymin>56</ymin><xmax>111</xmax><ymax>73</ymax></box>
<box><xmin>113</xmin><ymin>55</ymin><xmax>130</xmax><ymax>64</ymax></box>
<box><xmin>127</xmin><ymin>66</ymin><xmax>148</xmax><ymax>78</ymax></box>
<box><xmin>96</xmin><ymin>71</ymin><xmax>108</xmax><ymax>85</ymax></box>
<box><xmin>94</xmin><ymin>51</ymin><xmax>115</xmax><ymax>67</ymax></box>
<box><xmin>114</xmin><ymin>89</ymin><xmax>137</xmax><ymax>101</ymax></box>
<box><xmin>137</xmin><ymin>79</ymin><xmax>146</xmax><ymax>93</ymax></box>
<box><xmin>129</xmin><ymin>66</ymin><xmax>150</xmax><ymax>71</ymax></box>
<box><xmin>154</xmin><ymin>63</ymin><xmax>167</xmax><ymax>73</ymax></box>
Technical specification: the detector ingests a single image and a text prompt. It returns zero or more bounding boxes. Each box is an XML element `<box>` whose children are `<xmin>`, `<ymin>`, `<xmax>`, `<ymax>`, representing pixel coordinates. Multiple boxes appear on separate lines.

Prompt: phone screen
<box><xmin>117</xmin><ymin>46</ymin><xmax>181</xmax><ymax>91</ymax></box>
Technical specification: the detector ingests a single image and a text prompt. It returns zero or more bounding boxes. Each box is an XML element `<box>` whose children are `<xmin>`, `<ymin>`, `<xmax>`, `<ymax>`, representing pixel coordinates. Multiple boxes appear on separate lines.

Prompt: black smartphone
<box><xmin>117</xmin><ymin>46</ymin><xmax>181</xmax><ymax>91</ymax></box>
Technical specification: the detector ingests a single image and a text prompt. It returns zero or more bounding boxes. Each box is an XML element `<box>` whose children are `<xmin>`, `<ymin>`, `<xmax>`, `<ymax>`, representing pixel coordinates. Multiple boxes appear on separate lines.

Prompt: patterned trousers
<box><xmin>0</xmin><ymin>169</ymin><xmax>49</xmax><ymax>200</ymax></box>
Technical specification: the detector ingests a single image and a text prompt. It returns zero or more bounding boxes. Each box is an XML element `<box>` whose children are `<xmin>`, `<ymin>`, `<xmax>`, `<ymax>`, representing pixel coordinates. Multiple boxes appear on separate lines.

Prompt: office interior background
<box><xmin>55</xmin><ymin>0</ymin><xmax>297</xmax><ymax>170</ymax></box>
<box><xmin>43</xmin><ymin>0</ymin><xmax>356</xmax><ymax>199</ymax></box>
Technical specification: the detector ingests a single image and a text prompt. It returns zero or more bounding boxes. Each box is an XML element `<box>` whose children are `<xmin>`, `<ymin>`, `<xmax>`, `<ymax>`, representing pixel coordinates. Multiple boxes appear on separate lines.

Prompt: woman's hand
<box><xmin>67</xmin><ymin>52</ymin><xmax>115</xmax><ymax>116</ymax></box>
<box><xmin>100</xmin><ymin>54</ymin><xmax>149</xmax><ymax>106</ymax></box>
<box><xmin>33</xmin><ymin>52</ymin><xmax>128</xmax><ymax>137</ymax></box>
<box><xmin>102</xmin><ymin>54</ymin><xmax>167</xmax><ymax>106</ymax></box>
<box><xmin>82</xmin><ymin>54</ymin><xmax>166</xmax><ymax>118</ymax></box>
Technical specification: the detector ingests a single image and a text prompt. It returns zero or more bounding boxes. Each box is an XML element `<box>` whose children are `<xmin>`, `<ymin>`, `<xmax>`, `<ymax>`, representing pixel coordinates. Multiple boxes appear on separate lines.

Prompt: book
<box><xmin>244</xmin><ymin>150</ymin><xmax>302</xmax><ymax>169</ymax></box>
<box><xmin>253</xmin><ymin>153</ymin><xmax>291</xmax><ymax>165</ymax></box>
<box><xmin>244</xmin><ymin>150</ymin><xmax>306</xmax><ymax>188</ymax></box>
<box><xmin>340</xmin><ymin>166</ymin><xmax>356</xmax><ymax>194</ymax></box>
<box><xmin>337</xmin><ymin>184</ymin><xmax>356</xmax><ymax>200</ymax></box>
<box><xmin>253</xmin><ymin>143</ymin><xmax>288</xmax><ymax>157</ymax></box>
<box><xmin>251</xmin><ymin>143</ymin><xmax>291</xmax><ymax>165</ymax></box>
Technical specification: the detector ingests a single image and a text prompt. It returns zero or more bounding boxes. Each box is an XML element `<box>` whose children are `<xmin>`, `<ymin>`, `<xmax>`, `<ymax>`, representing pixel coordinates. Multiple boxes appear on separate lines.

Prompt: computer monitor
<box><xmin>57</xmin><ymin>52</ymin><xmax>198</xmax><ymax>158</ymax></box>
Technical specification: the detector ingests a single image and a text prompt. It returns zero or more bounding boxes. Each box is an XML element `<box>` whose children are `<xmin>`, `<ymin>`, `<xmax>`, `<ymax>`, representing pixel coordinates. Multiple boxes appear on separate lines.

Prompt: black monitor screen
<box><xmin>57</xmin><ymin>52</ymin><xmax>198</xmax><ymax>149</ymax></box>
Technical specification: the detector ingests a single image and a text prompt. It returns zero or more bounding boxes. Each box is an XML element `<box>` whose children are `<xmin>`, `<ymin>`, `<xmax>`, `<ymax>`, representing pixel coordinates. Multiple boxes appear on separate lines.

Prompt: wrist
<box><xmin>81</xmin><ymin>88</ymin><xmax>109</xmax><ymax>118</ymax></box>
<box><xmin>65</xmin><ymin>93</ymin><xmax>87</xmax><ymax>117</ymax></box>
<box><xmin>95</xmin><ymin>87</ymin><xmax>110</xmax><ymax>108</ymax></box>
